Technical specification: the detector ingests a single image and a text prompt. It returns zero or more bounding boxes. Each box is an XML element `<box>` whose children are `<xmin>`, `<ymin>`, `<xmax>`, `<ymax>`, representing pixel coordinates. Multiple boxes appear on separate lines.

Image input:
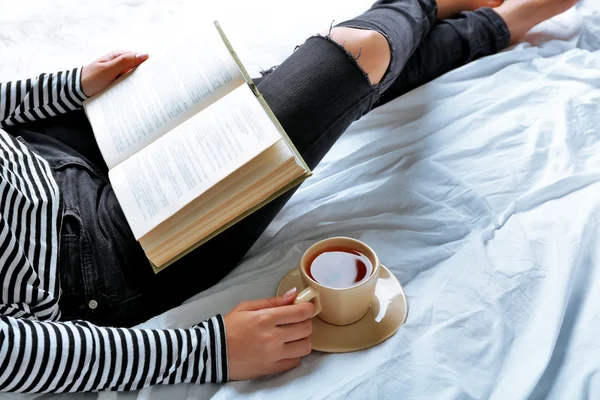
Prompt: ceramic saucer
<box><xmin>276</xmin><ymin>265</ymin><xmax>408</xmax><ymax>353</ymax></box>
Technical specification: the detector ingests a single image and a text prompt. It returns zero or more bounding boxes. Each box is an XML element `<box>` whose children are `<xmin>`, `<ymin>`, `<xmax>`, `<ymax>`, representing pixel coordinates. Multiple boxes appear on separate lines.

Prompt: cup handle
<box><xmin>293</xmin><ymin>287</ymin><xmax>322</xmax><ymax>317</ymax></box>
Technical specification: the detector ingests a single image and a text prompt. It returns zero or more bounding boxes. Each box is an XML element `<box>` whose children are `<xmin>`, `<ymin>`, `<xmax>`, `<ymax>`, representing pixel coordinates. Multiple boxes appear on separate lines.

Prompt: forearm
<box><xmin>0</xmin><ymin>315</ymin><xmax>228</xmax><ymax>393</ymax></box>
<box><xmin>0</xmin><ymin>67</ymin><xmax>87</xmax><ymax>128</ymax></box>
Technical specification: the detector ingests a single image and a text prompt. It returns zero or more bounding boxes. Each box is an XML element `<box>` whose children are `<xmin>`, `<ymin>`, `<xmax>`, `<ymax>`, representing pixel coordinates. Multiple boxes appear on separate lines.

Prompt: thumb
<box><xmin>237</xmin><ymin>287</ymin><xmax>298</xmax><ymax>312</ymax></box>
<box><xmin>107</xmin><ymin>52</ymin><xmax>149</xmax><ymax>75</ymax></box>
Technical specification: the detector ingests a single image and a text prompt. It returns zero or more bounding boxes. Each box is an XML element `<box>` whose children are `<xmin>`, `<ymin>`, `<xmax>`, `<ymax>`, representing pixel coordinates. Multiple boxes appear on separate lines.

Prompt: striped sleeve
<box><xmin>0</xmin><ymin>68</ymin><xmax>88</xmax><ymax>128</ymax></box>
<box><xmin>0</xmin><ymin>315</ymin><xmax>229</xmax><ymax>393</ymax></box>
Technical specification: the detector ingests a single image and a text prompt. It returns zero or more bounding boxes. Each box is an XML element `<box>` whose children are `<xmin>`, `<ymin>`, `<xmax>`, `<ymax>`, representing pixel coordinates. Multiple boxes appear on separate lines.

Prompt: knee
<box><xmin>327</xmin><ymin>27</ymin><xmax>391</xmax><ymax>85</ymax></box>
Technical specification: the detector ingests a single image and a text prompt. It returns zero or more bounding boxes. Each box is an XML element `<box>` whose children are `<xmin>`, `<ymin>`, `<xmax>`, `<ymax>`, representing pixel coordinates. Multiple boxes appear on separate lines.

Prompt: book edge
<box><xmin>213</xmin><ymin>20</ymin><xmax>311</xmax><ymax>175</ymax></box>
<box><xmin>151</xmin><ymin>171</ymin><xmax>310</xmax><ymax>273</ymax></box>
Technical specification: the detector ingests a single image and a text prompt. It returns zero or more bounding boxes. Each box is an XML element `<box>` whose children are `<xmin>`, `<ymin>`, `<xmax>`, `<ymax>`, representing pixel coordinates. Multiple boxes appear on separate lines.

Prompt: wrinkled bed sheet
<box><xmin>2</xmin><ymin>0</ymin><xmax>600</xmax><ymax>399</ymax></box>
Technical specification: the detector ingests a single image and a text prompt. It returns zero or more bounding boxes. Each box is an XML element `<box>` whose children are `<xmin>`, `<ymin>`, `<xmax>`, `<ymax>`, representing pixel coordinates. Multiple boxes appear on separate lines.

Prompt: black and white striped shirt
<box><xmin>0</xmin><ymin>68</ymin><xmax>228</xmax><ymax>393</ymax></box>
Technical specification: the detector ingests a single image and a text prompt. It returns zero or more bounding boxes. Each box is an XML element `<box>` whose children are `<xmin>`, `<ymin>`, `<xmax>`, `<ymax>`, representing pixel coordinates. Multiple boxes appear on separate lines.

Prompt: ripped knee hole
<box><xmin>324</xmin><ymin>27</ymin><xmax>391</xmax><ymax>86</ymax></box>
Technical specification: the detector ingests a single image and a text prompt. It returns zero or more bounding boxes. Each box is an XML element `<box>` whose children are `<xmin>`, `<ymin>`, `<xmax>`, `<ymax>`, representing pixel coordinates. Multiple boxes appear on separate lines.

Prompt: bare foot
<box><xmin>437</xmin><ymin>0</ymin><xmax>504</xmax><ymax>20</ymax></box>
<box><xmin>495</xmin><ymin>0</ymin><xmax>579</xmax><ymax>44</ymax></box>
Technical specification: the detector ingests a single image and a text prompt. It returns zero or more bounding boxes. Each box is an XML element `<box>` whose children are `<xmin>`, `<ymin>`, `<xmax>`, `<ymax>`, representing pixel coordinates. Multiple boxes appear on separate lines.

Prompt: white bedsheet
<box><xmin>2</xmin><ymin>0</ymin><xmax>600</xmax><ymax>399</ymax></box>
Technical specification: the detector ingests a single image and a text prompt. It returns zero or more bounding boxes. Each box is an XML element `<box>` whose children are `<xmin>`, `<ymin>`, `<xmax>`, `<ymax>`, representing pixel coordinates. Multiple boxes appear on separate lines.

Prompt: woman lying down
<box><xmin>0</xmin><ymin>0</ymin><xmax>576</xmax><ymax>393</ymax></box>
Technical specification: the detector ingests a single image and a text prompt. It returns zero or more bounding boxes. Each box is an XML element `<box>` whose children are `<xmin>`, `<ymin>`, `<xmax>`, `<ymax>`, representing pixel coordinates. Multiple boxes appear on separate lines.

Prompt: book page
<box><xmin>84</xmin><ymin>25</ymin><xmax>245</xmax><ymax>169</ymax></box>
<box><xmin>109</xmin><ymin>85</ymin><xmax>283</xmax><ymax>239</ymax></box>
<box><xmin>142</xmin><ymin>147</ymin><xmax>303</xmax><ymax>268</ymax></box>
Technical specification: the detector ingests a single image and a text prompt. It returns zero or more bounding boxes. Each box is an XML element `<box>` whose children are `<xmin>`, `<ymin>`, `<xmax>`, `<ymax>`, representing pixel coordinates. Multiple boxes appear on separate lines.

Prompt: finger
<box><xmin>235</xmin><ymin>287</ymin><xmax>298</xmax><ymax>312</ymax></box>
<box><xmin>277</xmin><ymin>319</ymin><xmax>312</xmax><ymax>343</ymax></box>
<box><xmin>283</xmin><ymin>337</ymin><xmax>312</xmax><ymax>359</ymax></box>
<box><xmin>107</xmin><ymin>52</ymin><xmax>149</xmax><ymax>74</ymax></box>
<box><xmin>268</xmin><ymin>302</ymin><xmax>315</xmax><ymax>325</ymax></box>
<box><xmin>97</xmin><ymin>50</ymin><xmax>127</xmax><ymax>63</ymax></box>
<box><xmin>264</xmin><ymin>358</ymin><xmax>301</xmax><ymax>376</ymax></box>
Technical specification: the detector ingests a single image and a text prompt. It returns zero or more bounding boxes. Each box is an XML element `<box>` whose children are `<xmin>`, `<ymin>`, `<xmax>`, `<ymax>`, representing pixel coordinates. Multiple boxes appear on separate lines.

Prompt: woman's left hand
<box><xmin>81</xmin><ymin>51</ymin><xmax>149</xmax><ymax>97</ymax></box>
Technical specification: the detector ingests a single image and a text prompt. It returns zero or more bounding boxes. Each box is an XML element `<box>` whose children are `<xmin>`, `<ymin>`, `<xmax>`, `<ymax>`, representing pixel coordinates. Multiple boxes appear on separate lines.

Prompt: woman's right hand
<box><xmin>224</xmin><ymin>288</ymin><xmax>315</xmax><ymax>381</ymax></box>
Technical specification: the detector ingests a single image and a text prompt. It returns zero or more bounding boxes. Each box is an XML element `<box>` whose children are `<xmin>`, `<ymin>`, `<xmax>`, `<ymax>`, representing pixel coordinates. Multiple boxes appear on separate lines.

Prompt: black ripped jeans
<box><xmin>9</xmin><ymin>1</ymin><xmax>510</xmax><ymax>327</ymax></box>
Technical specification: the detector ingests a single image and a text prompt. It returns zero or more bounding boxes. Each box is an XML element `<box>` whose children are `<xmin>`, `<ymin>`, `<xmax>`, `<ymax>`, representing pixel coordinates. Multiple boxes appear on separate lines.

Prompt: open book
<box><xmin>84</xmin><ymin>22</ymin><xmax>311</xmax><ymax>272</ymax></box>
